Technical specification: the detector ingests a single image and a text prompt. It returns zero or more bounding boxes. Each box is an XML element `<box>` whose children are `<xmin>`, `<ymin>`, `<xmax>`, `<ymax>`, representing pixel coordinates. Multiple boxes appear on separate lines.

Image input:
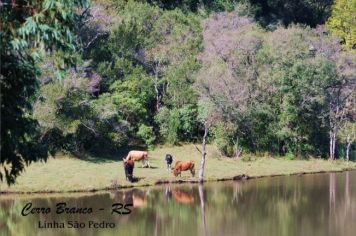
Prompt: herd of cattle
<box><xmin>123</xmin><ymin>150</ymin><xmax>195</xmax><ymax>182</ymax></box>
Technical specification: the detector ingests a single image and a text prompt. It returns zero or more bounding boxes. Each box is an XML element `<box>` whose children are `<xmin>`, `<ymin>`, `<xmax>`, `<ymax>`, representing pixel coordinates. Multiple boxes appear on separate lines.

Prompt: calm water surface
<box><xmin>0</xmin><ymin>171</ymin><xmax>355</xmax><ymax>236</ymax></box>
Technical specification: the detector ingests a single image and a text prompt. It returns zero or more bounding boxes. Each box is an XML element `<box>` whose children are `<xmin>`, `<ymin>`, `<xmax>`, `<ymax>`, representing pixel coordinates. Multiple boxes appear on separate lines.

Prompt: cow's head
<box><xmin>172</xmin><ymin>169</ymin><xmax>179</xmax><ymax>177</ymax></box>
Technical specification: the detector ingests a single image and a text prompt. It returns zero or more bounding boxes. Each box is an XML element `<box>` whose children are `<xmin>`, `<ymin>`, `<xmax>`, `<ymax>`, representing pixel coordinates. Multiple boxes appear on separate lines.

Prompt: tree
<box><xmin>196</xmin><ymin>11</ymin><xmax>354</xmax><ymax>159</ymax></box>
<box><xmin>338</xmin><ymin>122</ymin><xmax>356</xmax><ymax>161</ymax></box>
<box><xmin>1</xmin><ymin>0</ymin><xmax>87</xmax><ymax>184</ymax></box>
<box><xmin>144</xmin><ymin>9</ymin><xmax>202</xmax><ymax>112</ymax></box>
<box><xmin>195</xmin><ymin>100</ymin><xmax>219</xmax><ymax>182</ymax></box>
<box><xmin>326</xmin><ymin>0</ymin><xmax>356</xmax><ymax>51</ymax></box>
<box><xmin>324</xmin><ymin>50</ymin><xmax>356</xmax><ymax>160</ymax></box>
<box><xmin>196</xmin><ymin>12</ymin><xmax>262</xmax><ymax>157</ymax></box>
<box><xmin>255</xmin><ymin>25</ymin><xmax>355</xmax><ymax>158</ymax></box>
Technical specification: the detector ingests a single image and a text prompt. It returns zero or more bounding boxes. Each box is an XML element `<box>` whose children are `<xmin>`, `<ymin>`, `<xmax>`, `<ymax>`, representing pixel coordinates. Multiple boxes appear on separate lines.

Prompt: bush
<box><xmin>212</xmin><ymin>122</ymin><xmax>237</xmax><ymax>157</ymax></box>
<box><xmin>137</xmin><ymin>124</ymin><xmax>156</xmax><ymax>150</ymax></box>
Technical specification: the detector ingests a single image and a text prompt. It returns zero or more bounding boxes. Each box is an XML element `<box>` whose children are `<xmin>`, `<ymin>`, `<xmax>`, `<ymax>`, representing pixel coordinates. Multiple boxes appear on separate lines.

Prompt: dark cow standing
<box><xmin>124</xmin><ymin>159</ymin><xmax>135</xmax><ymax>182</ymax></box>
<box><xmin>165</xmin><ymin>154</ymin><xmax>173</xmax><ymax>171</ymax></box>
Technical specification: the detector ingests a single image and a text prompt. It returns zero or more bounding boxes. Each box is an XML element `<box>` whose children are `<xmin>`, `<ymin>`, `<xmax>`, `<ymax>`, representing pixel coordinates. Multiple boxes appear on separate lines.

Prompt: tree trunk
<box><xmin>329</xmin><ymin>128</ymin><xmax>336</xmax><ymax>160</ymax></box>
<box><xmin>154</xmin><ymin>62</ymin><xmax>161</xmax><ymax>112</ymax></box>
<box><xmin>233</xmin><ymin>137</ymin><xmax>242</xmax><ymax>159</ymax></box>
<box><xmin>198</xmin><ymin>124</ymin><xmax>208</xmax><ymax>183</ymax></box>
<box><xmin>346</xmin><ymin>134</ymin><xmax>351</xmax><ymax>161</ymax></box>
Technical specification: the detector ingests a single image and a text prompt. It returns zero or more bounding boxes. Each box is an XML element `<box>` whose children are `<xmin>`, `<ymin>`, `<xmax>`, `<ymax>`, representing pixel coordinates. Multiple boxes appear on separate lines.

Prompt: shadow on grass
<box><xmin>137</xmin><ymin>166</ymin><xmax>158</xmax><ymax>169</ymax></box>
<box><xmin>72</xmin><ymin>145</ymin><xmax>147</xmax><ymax>163</ymax></box>
<box><xmin>130</xmin><ymin>177</ymin><xmax>145</xmax><ymax>183</ymax></box>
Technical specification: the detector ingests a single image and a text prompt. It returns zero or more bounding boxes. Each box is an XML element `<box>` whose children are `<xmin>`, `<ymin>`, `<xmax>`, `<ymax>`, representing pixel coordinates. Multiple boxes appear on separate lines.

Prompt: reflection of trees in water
<box><xmin>198</xmin><ymin>184</ymin><xmax>207</xmax><ymax>236</ymax></box>
<box><xmin>344</xmin><ymin>171</ymin><xmax>350</xmax><ymax>208</ymax></box>
<box><xmin>328</xmin><ymin>171</ymin><xmax>356</xmax><ymax>236</ymax></box>
<box><xmin>202</xmin><ymin>173</ymin><xmax>356</xmax><ymax>236</ymax></box>
<box><xmin>147</xmin><ymin>185</ymin><xmax>200</xmax><ymax>235</ymax></box>
<box><xmin>329</xmin><ymin>173</ymin><xmax>336</xmax><ymax>207</ymax></box>
<box><xmin>232</xmin><ymin>181</ymin><xmax>242</xmax><ymax>204</ymax></box>
<box><xmin>0</xmin><ymin>194</ymin><xmax>120</xmax><ymax>236</ymax></box>
<box><xmin>1</xmin><ymin>172</ymin><xmax>356</xmax><ymax>236</ymax></box>
<box><xmin>165</xmin><ymin>185</ymin><xmax>172</xmax><ymax>201</ymax></box>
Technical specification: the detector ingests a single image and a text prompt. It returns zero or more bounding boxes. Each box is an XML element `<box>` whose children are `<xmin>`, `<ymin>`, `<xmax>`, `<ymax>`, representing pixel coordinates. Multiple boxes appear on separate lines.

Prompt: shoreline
<box><xmin>1</xmin><ymin>166</ymin><xmax>355</xmax><ymax>195</ymax></box>
<box><xmin>1</xmin><ymin>144</ymin><xmax>355</xmax><ymax>195</ymax></box>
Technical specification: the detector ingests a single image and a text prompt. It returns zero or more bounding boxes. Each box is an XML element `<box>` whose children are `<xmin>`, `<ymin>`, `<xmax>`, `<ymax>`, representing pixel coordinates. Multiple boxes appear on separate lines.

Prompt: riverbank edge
<box><xmin>1</xmin><ymin>165</ymin><xmax>355</xmax><ymax>195</ymax></box>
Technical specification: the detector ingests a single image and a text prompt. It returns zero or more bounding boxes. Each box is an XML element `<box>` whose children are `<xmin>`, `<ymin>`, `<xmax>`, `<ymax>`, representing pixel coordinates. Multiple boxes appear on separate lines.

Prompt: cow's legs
<box><xmin>124</xmin><ymin>166</ymin><xmax>128</xmax><ymax>180</ymax></box>
<box><xmin>141</xmin><ymin>160</ymin><xmax>144</xmax><ymax>168</ymax></box>
<box><xmin>191</xmin><ymin>169</ymin><xmax>195</xmax><ymax>177</ymax></box>
<box><xmin>146</xmin><ymin>160</ymin><xmax>151</xmax><ymax>168</ymax></box>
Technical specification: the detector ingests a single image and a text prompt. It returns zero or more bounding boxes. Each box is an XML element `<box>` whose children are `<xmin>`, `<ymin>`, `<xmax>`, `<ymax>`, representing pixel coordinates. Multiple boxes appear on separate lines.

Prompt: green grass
<box><xmin>1</xmin><ymin>144</ymin><xmax>355</xmax><ymax>193</ymax></box>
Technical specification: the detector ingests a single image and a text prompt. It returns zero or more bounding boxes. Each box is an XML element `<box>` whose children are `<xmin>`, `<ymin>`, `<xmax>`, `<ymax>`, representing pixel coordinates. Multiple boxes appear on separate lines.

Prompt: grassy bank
<box><xmin>1</xmin><ymin>144</ymin><xmax>355</xmax><ymax>193</ymax></box>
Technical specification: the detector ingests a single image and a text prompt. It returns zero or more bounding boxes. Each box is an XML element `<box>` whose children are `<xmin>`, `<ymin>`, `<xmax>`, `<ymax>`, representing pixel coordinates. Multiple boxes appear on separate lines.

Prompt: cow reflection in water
<box><xmin>172</xmin><ymin>188</ymin><xmax>195</xmax><ymax>204</ymax></box>
<box><xmin>110</xmin><ymin>189</ymin><xmax>148</xmax><ymax>208</ymax></box>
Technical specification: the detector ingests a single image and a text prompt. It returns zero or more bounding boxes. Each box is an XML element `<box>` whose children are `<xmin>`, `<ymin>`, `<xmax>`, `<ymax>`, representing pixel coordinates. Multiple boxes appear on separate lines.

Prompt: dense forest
<box><xmin>1</xmin><ymin>0</ymin><xmax>355</xmax><ymax>184</ymax></box>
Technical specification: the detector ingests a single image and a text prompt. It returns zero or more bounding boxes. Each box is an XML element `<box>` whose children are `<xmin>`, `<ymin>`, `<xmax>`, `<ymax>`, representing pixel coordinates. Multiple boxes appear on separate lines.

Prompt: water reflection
<box><xmin>173</xmin><ymin>188</ymin><xmax>195</xmax><ymax>204</ymax></box>
<box><xmin>198</xmin><ymin>184</ymin><xmax>207</xmax><ymax>236</ymax></box>
<box><xmin>0</xmin><ymin>171</ymin><xmax>356</xmax><ymax>236</ymax></box>
<box><xmin>110</xmin><ymin>189</ymin><xmax>149</xmax><ymax>208</ymax></box>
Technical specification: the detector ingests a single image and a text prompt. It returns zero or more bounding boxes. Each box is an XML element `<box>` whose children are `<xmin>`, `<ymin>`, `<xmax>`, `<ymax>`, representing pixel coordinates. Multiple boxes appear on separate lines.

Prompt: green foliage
<box><xmin>326</xmin><ymin>0</ymin><xmax>356</xmax><ymax>51</ymax></box>
<box><xmin>166</xmin><ymin>109</ymin><xmax>181</xmax><ymax>145</ymax></box>
<box><xmin>197</xmin><ymin>11</ymin><xmax>353</xmax><ymax>159</ymax></box>
<box><xmin>4</xmin><ymin>0</ymin><xmax>355</xmax><ymax>186</ymax></box>
<box><xmin>156</xmin><ymin>108</ymin><xmax>180</xmax><ymax>144</ymax></box>
<box><xmin>178</xmin><ymin>105</ymin><xmax>199</xmax><ymax>141</ymax></box>
<box><xmin>112</xmin><ymin>0</ymin><xmax>239</xmax><ymax>12</ymax></box>
<box><xmin>163</xmin><ymin>57</ymin><xmax>200</xmax><ymax>108</ymax></box>
<box><xmin>156</xmin><ymin>105</ymin><xmax>198</xmax><ymax>144</ymax></box>
<box><xmin>256</xmin><ymin>26</ymin><xmax>340</xmax><ymax>156</ymax></box>
<box><xmin>211</xmin><ymin>122</ymin><xmax>236</xmax><ymax>157</ymax></box>
<box><xmin>338</xmin><ymin>122</ymin><xmax>356</xmax><ymax>160</ymax></box>
<box><xmin>1</xmin><ymin>0</ymin><xmax>88</xmax><ymax>184</ymax></box>
<box><xmin>285</xmin><ymin>152</ymin><xmax>295</xmax><ymax>160</ymax></box>
<box><xmin>338</xmin><ymin>122</ymin><xmax>356</xmax><ymax>144</ymax></box>
<box><xmin>250</xmin><ymin>0</ymin><xmax>333</xmax><ymax>27</ymax></box>
<box><xmin>83</xmin><ymin>1</ymin><xmax>202</xmax><ymax>148</ymax></box>
<box><xmin>137</xmin><ymin>124</ymin><xmax>156</xmax><ymax>150</ymax></box>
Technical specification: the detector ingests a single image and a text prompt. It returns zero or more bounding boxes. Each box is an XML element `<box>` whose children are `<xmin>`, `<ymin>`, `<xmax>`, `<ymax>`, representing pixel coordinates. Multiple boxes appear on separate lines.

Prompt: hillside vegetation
<box><xmin>1</xmin><ymin>0</ymin><xmax>355</xmax><ymax>184</ymax></box>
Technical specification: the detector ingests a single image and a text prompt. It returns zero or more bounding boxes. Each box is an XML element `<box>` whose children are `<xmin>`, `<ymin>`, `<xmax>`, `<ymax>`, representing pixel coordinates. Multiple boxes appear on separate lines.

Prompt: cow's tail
<box><xmin>124</xmin><ymin>153</ymin><xmax>130</xmax><ymax>163</ymax></box>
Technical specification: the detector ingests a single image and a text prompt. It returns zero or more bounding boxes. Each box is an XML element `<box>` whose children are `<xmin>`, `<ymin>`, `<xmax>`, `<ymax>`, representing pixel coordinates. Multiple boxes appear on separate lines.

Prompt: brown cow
<box><xmin>124</xmin><ymin>150</ymin><xmax>150</xmax><ymax>168</ymax></box>
<box><xmin>172</xmin><ymin>160</ymin><xmax>195</xmax><ymax>177</ymax></box>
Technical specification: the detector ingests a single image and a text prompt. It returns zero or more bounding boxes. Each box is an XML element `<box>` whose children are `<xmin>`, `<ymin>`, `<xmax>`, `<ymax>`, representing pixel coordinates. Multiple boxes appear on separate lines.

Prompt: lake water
<box><xmin>1</xmin><ymin>171</ymin><xmax>355</xmax><ymax>236</ymax></box>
